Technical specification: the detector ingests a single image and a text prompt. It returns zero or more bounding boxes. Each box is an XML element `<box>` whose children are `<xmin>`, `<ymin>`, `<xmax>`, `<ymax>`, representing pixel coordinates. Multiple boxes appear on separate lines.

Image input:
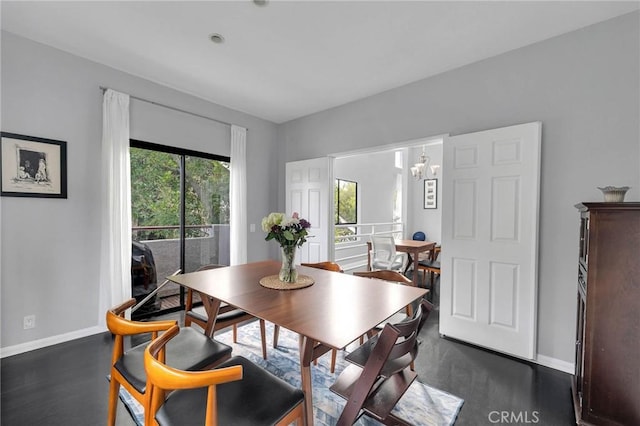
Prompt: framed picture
<box><xmin>424</xmin><ymin>179</ymin><xmax>437</xmax><ymax>209</ymax></box>
<box><xmin>1</xmin><ymin>132</ymin><xmax>68</xmax><ymax>198</ymax></box>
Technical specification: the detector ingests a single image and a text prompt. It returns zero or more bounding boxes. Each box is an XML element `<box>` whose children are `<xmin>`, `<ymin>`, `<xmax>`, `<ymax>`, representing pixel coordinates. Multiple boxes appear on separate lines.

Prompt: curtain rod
<box><xmin>99</xmin><ymin>86</ymin><xmax>240</xmax><ymax>129</ymax></box>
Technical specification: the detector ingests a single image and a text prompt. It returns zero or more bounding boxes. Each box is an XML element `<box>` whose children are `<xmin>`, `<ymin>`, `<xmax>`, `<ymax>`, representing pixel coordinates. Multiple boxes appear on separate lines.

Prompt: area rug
<box><xmin>117</xmin><ymin>321</ymin><xmax>463</xmax><ymax>425</ymax></box>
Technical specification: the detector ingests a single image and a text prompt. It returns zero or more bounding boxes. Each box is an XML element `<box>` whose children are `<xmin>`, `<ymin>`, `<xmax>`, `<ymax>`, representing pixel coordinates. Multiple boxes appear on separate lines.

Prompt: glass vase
<box><xmin>279</xmin><ymin>246</ymin><xmax>298</xmax><ymax>283</ymax></box>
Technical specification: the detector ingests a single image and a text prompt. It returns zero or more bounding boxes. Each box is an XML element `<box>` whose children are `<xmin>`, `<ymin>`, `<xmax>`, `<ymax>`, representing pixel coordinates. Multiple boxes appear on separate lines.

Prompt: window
<box><xmin>335</xmin><ymin>178</ymin><xmax>357</xmax><ymax>224</ymax></box>
<box><xmin>130</xmin><ymin>140</ymin><xmax>230</xmax><ymax>318</ymax></box>
<box><xmin>335</xmin><ymin>178</ymin><xmax>358</xmax><ymax>243</ymax></box>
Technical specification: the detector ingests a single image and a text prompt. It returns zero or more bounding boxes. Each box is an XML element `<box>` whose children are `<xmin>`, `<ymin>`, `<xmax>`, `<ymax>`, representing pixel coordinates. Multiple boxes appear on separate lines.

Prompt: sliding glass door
<box><xmin>130</xmin><ymin>140</ymin><xmax>229</xmax><ymax>318</ymax></box>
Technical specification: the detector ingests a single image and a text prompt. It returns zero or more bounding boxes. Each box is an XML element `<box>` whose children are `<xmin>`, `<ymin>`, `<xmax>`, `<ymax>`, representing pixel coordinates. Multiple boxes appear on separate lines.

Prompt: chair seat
<box><xmin>372</xmin><ymin>254</ymin><xmax>405</xmax><ymax>271</ymax></box>
<box><xmin>418</xmin><ymin>259</ymin><xmax>440</xmax><ymax>269</ymax></box>
<box><xmin>114</xmin><ymin>327</ymin><xmax>232</xmax><ymax>394</ymax></box>
<box><xmin>155</xmin><ymin>356</ymin><xmax>305</xmax><ymax>426</ymax></box>
<box><xmin>345</xmin><ymin>334</ymin><xmax>418</xmax><ymax>378</ymax></box>
<box><xmin>190</xmin><ymin>306</ymin><xmax>251</xmax><ymax>324</ymax></box>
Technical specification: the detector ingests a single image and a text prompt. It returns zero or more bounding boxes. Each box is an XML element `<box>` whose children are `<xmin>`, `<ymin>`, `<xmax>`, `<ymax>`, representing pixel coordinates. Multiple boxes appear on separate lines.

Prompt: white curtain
<box><xmin>230</xmin><ymin>125</ymin><xmax>247</xmax><ymax>265</ymax></box>
<box><xmin>98</xmin><ymin>89</ymin><xmax>131</xmax><ymax>325</ymax></box>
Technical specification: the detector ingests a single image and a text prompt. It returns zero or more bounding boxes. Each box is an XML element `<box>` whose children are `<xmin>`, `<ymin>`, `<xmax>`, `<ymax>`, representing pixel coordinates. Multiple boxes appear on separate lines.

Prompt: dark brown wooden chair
<box><xmin>273</xmin><ymin>261</ymin><xmax>344</xmax><ymax>373</ymax></box>
<box><xmin>330</xmin><ymin>300</ymin><xmax>430</xmax><ymax>425</ymax></box>
<box><xmin>144</xmin><ymin>324</ymin><xmax>306</xmax><ymax>426</ymax></box>
<box><xmin>416</xmin><ymin>247</ymin><xmax>441</xmax><ymax>300</ymax></box>
<box><xmin>184</xmin><ymin>264</ymin><xmax>268</xmax><ymax>359</ymax></box>
<box><xmin>106</xmin><ymin>298</ymin><xmax>232</xmax><ymax>426</ymax></box>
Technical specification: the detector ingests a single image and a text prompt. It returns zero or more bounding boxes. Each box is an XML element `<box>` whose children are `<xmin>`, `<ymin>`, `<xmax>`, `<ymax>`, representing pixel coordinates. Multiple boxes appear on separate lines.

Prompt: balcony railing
<box><xmin>132</xmin><ymin>224</ymin><xmax>230</xmax><ymax>317</ymax></box>
<box><xmin>334</xmin><ymin>221</ymin><xmax>404</xmax><ymax>272</ymax></box>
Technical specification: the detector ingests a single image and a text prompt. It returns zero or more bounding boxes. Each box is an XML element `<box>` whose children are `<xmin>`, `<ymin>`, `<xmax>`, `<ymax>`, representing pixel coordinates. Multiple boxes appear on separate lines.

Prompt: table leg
<box><xmin>409</xmin><ymin>251</ymin><xmax>419</xmax><ymax>287</ymax></box>
<box><xmin>200</xmin><ymin>296</ymin><xmax>222</xmax><ymax>339</ymax></box>
<box><xmin>299</xmin><ymin>334</ymin><xmax>315</xmax><ymax>426</ymax></box>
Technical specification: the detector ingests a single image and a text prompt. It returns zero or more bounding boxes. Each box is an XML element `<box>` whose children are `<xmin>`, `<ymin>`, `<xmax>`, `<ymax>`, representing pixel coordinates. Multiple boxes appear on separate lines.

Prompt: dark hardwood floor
<box><xmin>1</xmin><ymin>285</ymin><xmax>576</xmax><ymax>426</ymax></box>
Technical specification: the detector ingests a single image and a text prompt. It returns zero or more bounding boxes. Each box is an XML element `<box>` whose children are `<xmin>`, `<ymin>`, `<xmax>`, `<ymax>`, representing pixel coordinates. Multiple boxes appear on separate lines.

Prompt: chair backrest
<box><xmin>194</xmin><ymin>264</ymin><xmax>226</xmax><ymax>272</ymax></box>
<box><xmin>380</xmin><ymin>300</ymin><xmax>425</xmax><ymax>374</ymax></box>
<box><xmin>412</xmin><ymin>231</ymin><xmax>426</xmax><ymax>241</ymax></box>
<box><xmin>414</xmin><ymin>298</ymin><xmax>434</xmax><ymax>339</ymax></box>
<box><xmin>370</xmin><ymin>235</ymin><xmax>398</xmax><ymax>262</ymax></box>
<box><xmin>106</xmin><ymin>298</ymin><xmax>177</xmax><ymax>365</ymax></box>
<box><xmin>301</xmin><ymin>261</ymin><xmax>343</xmax><ymax>273</ymax></box>
<box><xmin>353</xmin><ymin>270</ymin><xmax>412</xmax><ymax>285</ymax></box>
<box><xmin>433</xmin><ymin>247</ymin><xmax>441</xmax><ymax>263</ymax></box>
<box><xmin>144</xmin><ymin>324</ymin><xmax>243</xmax><ymax>425</ymax></box>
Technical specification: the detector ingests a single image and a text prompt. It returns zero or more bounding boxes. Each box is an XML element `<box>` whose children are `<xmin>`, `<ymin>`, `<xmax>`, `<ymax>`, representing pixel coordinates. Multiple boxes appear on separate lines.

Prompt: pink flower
<box><xmin>292</xmin><ymin>212</ymin><xmax>299</xmax><ymax>219</ymax></box>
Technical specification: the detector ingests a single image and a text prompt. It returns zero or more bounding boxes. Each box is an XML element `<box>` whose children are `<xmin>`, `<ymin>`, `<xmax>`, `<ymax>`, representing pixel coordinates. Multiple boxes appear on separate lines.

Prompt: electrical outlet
<box><xmin>23</xmin><ymin>315</ymin><xmax>36</xmax><ymax>329</ymax></box>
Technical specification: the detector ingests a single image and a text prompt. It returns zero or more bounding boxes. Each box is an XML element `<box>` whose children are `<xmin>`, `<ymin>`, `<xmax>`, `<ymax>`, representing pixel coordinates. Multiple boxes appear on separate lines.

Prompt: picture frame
<box><xmin>424</xmin><ymin>178</ymin><xmax>437</xmax><ymax>209</ymax></box>
<box><xmin>1</xmin><ymin>132</ymin><xmax>68</xmax><ymax>198</ymax></box>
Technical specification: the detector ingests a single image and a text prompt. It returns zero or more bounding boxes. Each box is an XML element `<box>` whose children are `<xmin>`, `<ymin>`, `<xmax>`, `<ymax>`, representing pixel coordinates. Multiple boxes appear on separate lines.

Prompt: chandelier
<box><xmin>410</xmin><ymin>147</ymin><xmax>430</xmax><ymax>180</ymax></box>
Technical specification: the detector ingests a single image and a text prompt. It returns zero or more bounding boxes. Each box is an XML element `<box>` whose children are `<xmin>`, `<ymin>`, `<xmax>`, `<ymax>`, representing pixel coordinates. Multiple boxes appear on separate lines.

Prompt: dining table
<box><xmin>168</xmin><ymin>260</ymin><xmax>427</xmax><ymax>425</ymax></box>
<box><xmin>366</xmin><ymin>239</ymin><xmax>436</xmax><ymax>286</ymax></box>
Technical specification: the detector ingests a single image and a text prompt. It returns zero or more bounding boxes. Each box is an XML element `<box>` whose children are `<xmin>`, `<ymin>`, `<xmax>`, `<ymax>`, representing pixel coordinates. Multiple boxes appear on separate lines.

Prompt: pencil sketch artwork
<box><xmin>1</xmin><ymin>133</ymin><xmax>67</xmax><ymax>198</ymax></box>
<box><xmin>13</xmin><ymin>146</ymin><xmax>51</xmax><ymax>188</ymax></box>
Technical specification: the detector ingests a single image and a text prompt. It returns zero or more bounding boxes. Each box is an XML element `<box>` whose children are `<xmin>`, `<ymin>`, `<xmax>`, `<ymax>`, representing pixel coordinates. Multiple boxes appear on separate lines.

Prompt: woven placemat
<box><xmin>259</xmin><ymin>274</ymin><xmax>314</xmax><ymax>290</ymax></box>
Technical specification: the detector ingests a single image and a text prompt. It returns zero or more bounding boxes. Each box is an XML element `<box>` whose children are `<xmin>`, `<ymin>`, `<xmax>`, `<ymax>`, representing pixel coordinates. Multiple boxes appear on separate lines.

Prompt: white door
<box><xmin>286</xmin><ymin>158</ymin><xmax>333</xmax><ymax>264</ymax></box>
<box><xmin>440</xmin><ymin>122</ymin><xmax>541</xmax><ymax>360</ymax></box>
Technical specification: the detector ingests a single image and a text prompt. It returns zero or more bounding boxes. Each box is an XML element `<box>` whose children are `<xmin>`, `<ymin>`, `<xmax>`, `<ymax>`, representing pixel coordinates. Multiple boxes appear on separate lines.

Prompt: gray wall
<box><xmin>335</xmin><ymin>151</ymin><xmax>399</xmax><ymax>225</ymax></box>
<box><xmin>279</xmin><ymin>12</ymin><xmax>640</xmax><ymax>365</ymax></box>
<box><xmin>1</xmin><ymin>32</ymin><xmax>279</xmax><ymax>351</ymax></box>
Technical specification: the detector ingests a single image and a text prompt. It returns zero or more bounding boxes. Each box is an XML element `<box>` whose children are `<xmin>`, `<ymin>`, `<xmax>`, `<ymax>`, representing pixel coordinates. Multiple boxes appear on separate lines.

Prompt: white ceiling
<box><xmin>2</xmin><ymin>1</ymin><xmax>638</xmax><ymax>123</ymax></box>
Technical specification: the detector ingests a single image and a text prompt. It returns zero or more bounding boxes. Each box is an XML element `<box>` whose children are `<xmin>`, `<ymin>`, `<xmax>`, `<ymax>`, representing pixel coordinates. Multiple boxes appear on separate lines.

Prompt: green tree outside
<box><xmin>130</xmin><ymin>147</ymin><xmax>230</xmax><ymax>240</ymax></box>
<box><xmin>335</xmin><ymin>179</ymin><xmax>357</xmax><ymax>242</ymax></box>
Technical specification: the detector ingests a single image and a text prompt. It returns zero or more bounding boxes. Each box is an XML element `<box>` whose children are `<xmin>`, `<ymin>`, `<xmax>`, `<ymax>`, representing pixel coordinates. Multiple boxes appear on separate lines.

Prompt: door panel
<box><xmin>286</xmin><ymin>158</ymin><xmax>332</xmax><ymax>264</ymax></box>
<box><xmin>452</xmin><ymin>258</ymin><xmax>477</xmax><ymax>319</ymax></box>
<box><xmin>453</xmin><ymin>179</ymin><xmax>477</xmax><ymax>239</ymax></box>
<box><xmin>441</xmin><ymin>122</ymin><xmax>541</xmax><ymax>360</ymax></box>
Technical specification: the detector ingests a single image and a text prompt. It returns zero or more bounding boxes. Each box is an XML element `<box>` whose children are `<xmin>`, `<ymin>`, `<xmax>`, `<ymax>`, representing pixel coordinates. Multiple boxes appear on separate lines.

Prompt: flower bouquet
<box><xmin>261</xmin><ymin>212</ymin><xmax>311</xmax><ymax>282</ymax></box>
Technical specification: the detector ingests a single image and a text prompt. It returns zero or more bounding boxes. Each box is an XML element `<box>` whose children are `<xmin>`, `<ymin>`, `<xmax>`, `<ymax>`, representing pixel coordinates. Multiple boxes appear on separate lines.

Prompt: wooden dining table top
<box><xmin>169</xmin><ymin>260</ymin><xmax>428</xmax><ymax>350</ymax></box>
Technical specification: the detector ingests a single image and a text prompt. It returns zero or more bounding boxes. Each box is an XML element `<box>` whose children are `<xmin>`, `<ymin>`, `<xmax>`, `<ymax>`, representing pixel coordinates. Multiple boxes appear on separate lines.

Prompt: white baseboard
<box><xmin>535</xmin><ymin>353</ymin><xmax>574</xmax><ymax>374</ymax></box>
<box><xmin>0</xmin><ymin>326</ymin><xmax>106</xmax><ymax>358</ymax></box>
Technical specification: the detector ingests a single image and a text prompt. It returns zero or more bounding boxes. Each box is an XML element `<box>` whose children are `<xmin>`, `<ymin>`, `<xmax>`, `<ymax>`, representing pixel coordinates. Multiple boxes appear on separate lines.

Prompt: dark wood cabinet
<box><xmin>572</xmin><ymin>203</ymin><xmax>640</xmax><ymax>426</ymax></box>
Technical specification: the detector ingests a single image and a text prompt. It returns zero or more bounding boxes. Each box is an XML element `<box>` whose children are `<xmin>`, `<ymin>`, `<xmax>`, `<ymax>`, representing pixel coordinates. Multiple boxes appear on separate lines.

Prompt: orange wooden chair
<box><xmin>300</xmin><ymin>261</ymin><xmax>343</xmax><ymax>272</ymax></box>
<box><xmin>144</xmin><ymin>324</ymin><xmax>306</xmax><ymax>426</ymax></box>
<box><xmin>106</xmin><ymin>298</ymin><xmax>232</xmax><ymax>426</ymax></box>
